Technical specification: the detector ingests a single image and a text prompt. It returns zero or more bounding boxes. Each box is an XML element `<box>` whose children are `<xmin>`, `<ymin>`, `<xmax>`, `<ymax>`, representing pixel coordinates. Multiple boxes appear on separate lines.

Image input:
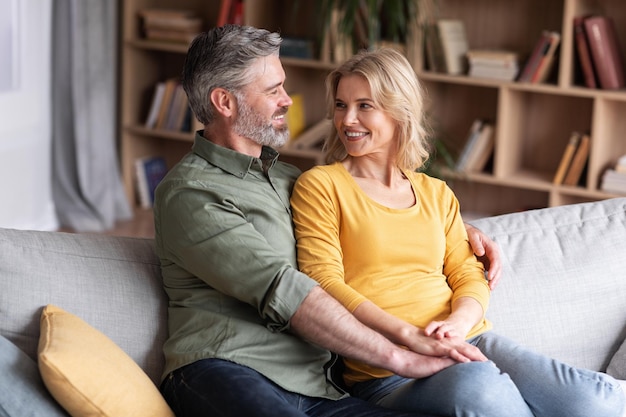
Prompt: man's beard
<box><xmin>232</xmin><ymin>95</ymin><xmax>290</xmax><ymax>148</ymax></box>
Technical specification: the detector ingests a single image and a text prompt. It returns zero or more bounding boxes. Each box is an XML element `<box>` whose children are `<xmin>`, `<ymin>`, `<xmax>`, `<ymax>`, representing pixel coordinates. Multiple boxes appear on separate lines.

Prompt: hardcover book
<box><xmin>584</xmin><ymin>16</ymin><xmax>625</xmax><ymax>90</ymax></box>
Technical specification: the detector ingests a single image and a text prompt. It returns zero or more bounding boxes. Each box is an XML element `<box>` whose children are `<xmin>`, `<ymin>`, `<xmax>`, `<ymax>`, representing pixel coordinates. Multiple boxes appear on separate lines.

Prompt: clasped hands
<box><xmin>405</xmin><ymin>322</ymin><xmax>487</xmax><ymax>364</ymax></box>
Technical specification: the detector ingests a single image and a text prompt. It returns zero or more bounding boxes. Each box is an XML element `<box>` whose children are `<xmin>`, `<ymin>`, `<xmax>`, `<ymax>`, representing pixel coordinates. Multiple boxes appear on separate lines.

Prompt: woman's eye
<box><xmin>335</xmin><ymin>101</ymin><xmax>346</xmax><ymax>109</ymax></box>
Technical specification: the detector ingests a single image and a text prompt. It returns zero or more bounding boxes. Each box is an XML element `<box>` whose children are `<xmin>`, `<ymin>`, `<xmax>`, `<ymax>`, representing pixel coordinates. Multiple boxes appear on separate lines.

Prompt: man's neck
<box><xmin>203</xmin><ymin>125</ymin><xmax>262</xmax><ymax>158</ymax></box>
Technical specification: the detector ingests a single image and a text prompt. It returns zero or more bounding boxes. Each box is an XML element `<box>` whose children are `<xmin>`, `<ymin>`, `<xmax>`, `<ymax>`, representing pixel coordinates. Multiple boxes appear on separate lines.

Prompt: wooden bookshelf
<box><xmin>414</xmin><ymin>0</ymin><xmax>626</xmax><ymax>215</ymax></box>
<box><xmin>120</xmin><ymin>0</ymin><xmax>626</xmax><ymax>216</ymax></box>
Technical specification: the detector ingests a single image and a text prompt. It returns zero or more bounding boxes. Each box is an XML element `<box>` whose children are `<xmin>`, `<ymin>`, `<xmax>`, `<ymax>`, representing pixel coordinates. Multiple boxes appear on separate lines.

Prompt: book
<box><xmin>138</xmin><ymin>8</ymin><xmax>196</xmax><ymax>20</ymax></box>
<box><xmin>600</xmin><ymin>168</ymin><xmax>626</xmax><ymax>193</ymax></box>
<box><xmin>217</xmin><ymin>0</ymin><xmax>233</xmax><ymax>26</ymax></box>
<box><xmin>155</xmin><ymin>79</ymin><xmax>179</xmax><ymax>130</ymax></box>
<box><xmin>467</xmin><ymin>49</ymin><xmax>520</xmax><ymax>81</ymax></box>
<box><xmin>553</xmin><ymin>132</ymin><xmax>582</xmax><ymax>184</ymax></box>
<box><xmin>518</xmin><ymin>32</ymin><xmax>553</xmax><ymax>82</ymax></box>
<box><xmin>573</xmin><ymin>16</ymin><xmax>597</xmax><ymax>88</ymax></box>
<box><xmin>563</xmin><ymin>133</ymin><xmax>591</xmax><ymax>186</ymax></box>
<box><xmin>600</xmin><ymin>169</ymin><xmax>626</xmax><ymax>194</ymax></box>
<box><xmin>135</xmin><ymin>156</ymin><xmax>168</xmax><ymax>209</ymax></box>
<box><xmin>143</xmin><ymin>15</ymin><xmax>202</xmax><ymax>32</ymax></box>
<box><xmin>436</xmin><ymin>19</ymin><xmax>469</xmax><ymax>75</ymax></box>
<box><xmin>584</xmin><ymin>16</ymin><xmax>625</xmax><ymax>90</ymax></box>
<box><xmin>164</xmin><ymin>84</ymin><xmax>188</xmax><ymax>131</ymax></box>
<box><xmin>291</xmin><ymin>119</ymin><xmax>332</xmax><ymax>150</ymax></box>
<box><xmin>286</xmin><ymin>94</ymin><xmax>306</xmax><ymax>140</ymax></box>
<box><xmin>455</xmin><ymin>119</ymin><xmax>485</xmax><ymax>171</ymax></box>
<box><xmin>424</xmin><ymin>22</ymin><xmax>447</xmax><ymax>72</ymax></box>
<box><xmin>145</xmin><ymin>82</ymin><xmax>166</xmax><ymax>129</ymax></box>
<box><xmin>139</xmin><ymin>8</ymin><xmax>202</xmax><ymax>44</ymax></box>
<box><xmin>462</xmin><ymin>123</ymin><xmax>494</xmax><ymax>173</ymax></box>
<box><xmin>530</xmin><ymin>31</ymin><xmax>560</xmax><ymax>83</ymax></box>
<box><xmin>145</xmin><ymin>29</ymin><xmax>198</xmax><ymax>44</ymax></box>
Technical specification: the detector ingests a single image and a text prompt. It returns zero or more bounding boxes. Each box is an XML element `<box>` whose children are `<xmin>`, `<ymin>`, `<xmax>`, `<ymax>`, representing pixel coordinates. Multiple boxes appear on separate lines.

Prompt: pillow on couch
<box><xmin>0</xmin><ymin>334</ymin><xmax>69</xmax><ymax>417</ymax></box>
<box><xmin>38</xmin><ymin>304</ymin><xmax>174</xmax><ymax>417</ymax></box>
<box><xmin>608</xmin><ymin>337</ymin><xmax>626</xmax><ymax>380</ymax></box>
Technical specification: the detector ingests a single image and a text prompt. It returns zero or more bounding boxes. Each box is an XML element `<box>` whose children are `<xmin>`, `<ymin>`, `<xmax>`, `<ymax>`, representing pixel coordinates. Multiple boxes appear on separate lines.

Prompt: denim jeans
<box><xmin>160</xmin><ymin>358</ymin><xmax>436</xmax><ymax>417</ymax></box>
<box><xmin>352</xmin><ymin>331</ymin><xmax>625</xmax><ymax>417</ymax></box>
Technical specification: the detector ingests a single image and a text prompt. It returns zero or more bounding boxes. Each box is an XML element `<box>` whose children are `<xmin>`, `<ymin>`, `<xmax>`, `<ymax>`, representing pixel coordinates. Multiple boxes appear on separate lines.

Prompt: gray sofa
<box><xmin>1</xmin><ymin>197</ymin><xmax>625</xmax><ymax>416</ymax></box>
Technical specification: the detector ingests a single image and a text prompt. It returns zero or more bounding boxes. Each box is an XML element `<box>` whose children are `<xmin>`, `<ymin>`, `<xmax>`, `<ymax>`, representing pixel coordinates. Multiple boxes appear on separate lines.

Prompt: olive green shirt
<box><xmin>154</xmin><ymin>132</ymin><xmax>344</xmax><ymax>399</ymax></box>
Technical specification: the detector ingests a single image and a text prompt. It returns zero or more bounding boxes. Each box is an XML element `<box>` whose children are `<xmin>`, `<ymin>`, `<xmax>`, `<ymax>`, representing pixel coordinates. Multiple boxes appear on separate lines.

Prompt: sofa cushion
<box><xmin>0</xmin><ymin>228</ymin><xmax>168</xmax><ymax>384</ymax></box>
<box><xmin>0</xmin><ymin>334</ymin><xmax>70</xmax><ymax>417</ymax></box>
<box><xmin>470</xmin><ymin>197</ymin><xmax>626</xmax><ymax>372</ymax></box>
<box><xmin>608</xmin><ymin>337</ymin><xmax>626</xmax><ymax>380</ymax></box>
<box><xmin>38</xmin><ymin>305</ymin><xmax>174</xmax><ymax>417</ymax></box>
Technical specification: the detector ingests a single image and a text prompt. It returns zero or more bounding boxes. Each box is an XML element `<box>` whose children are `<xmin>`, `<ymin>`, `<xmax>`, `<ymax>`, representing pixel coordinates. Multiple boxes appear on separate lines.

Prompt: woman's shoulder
<box><xmin>297</xmin><ymin>162</ymin><xmax>345</xmax><ymax>184</ymax></box>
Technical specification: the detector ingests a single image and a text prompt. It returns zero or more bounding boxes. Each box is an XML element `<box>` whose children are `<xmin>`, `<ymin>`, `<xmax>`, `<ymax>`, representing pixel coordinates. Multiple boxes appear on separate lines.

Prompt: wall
<box><xmin>0</xmin><ymin>0</ymin><xmax>57</xmax><ymax>230</ymax></box>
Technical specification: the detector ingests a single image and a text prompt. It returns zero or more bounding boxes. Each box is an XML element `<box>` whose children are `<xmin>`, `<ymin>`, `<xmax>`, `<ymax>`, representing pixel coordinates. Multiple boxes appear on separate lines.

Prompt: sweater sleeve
<box><xmin>440</xmin><ymin>184</ymin><xmax>491</xmax><ymax>317</ymax></box>
<box><xmin>290</xmin><ymin>167</ymin><xmax>369</xmax><ymax>312</ymax></box>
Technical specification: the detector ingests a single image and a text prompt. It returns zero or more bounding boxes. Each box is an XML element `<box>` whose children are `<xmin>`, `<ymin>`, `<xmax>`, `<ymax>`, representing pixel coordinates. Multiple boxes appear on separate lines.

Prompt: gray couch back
<box><xmin>472</xmin><ymin>197</ymin><xmax>626</xmax><ymax>372</ymax></box>
<box><xmin>0</xmin><ymin>229</ymin><xmax>168</xmax><ymax>384</ymax></box>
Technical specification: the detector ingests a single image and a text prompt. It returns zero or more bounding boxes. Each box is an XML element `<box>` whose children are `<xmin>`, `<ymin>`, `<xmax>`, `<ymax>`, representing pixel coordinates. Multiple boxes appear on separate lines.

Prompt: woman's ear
<box><xmin>210</xmin><ymin>88</ymin><xmax>236</xmax><ymax>118</ymax></box>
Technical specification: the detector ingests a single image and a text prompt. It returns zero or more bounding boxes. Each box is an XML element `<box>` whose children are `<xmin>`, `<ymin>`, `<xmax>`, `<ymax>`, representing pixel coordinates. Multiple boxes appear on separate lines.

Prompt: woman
<box><xmin>290</xmin><ymin>48</ymin><xmax>624</xmax><ymax>417</ymax></box>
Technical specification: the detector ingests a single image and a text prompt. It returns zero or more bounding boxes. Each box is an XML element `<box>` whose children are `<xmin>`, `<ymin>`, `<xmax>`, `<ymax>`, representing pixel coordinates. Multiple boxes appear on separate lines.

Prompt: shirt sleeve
<box><xmin>290</xmin><ymin>168</ymin><xmax>369</xmax><ymax>312</ymax></box>
<box><xmin>156</xmin><ymin>179</ymin><xmax>317</xmax><ymax>331</ymax></box>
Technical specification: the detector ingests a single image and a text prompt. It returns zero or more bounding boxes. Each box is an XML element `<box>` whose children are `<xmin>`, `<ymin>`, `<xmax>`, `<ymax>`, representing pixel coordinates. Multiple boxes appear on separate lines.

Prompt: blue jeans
<box><xmin>352</xmin><ymin>332</ymin><xmax>625</xmax><ymax>417</ymax></box>
<box><xmin>160</xmin><ymin>358</ymin><xmax>436</xmax><ymax>417</ymax></box>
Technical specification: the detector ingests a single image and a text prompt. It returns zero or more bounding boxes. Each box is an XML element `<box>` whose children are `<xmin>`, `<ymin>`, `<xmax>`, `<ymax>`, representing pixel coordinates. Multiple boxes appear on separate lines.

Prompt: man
<box><xmin>154</xmin><ymin>25</ymin><xmax>501</xmax><ymax>417</ymax></box>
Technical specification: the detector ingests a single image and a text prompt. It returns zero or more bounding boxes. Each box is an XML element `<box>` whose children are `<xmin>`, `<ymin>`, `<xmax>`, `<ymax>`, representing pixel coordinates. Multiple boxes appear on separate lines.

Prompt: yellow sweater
<box><xmin>290</xmin><ymin>162</ymin><xmax>492</xmax><ymax>384</ymax></box>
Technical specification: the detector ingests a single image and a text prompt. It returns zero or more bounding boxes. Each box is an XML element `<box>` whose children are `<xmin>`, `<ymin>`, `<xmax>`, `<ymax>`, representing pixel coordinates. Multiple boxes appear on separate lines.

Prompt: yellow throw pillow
<box><xmin>38</xmin><ymin>304</ymin><xmax>174</xmax><ymax>417</ymax></box>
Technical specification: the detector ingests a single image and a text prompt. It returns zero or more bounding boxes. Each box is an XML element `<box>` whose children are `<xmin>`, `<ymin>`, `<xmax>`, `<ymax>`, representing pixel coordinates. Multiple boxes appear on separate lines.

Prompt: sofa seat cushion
<box><xmin>0</xmin><ymin>334</ymin><xmax>69</xmax><ymax>416</ymax></box>
<box><xmin>38</xmin><ymin>305</ymin><xmax>174</xmax><ymax>417</ymax></box>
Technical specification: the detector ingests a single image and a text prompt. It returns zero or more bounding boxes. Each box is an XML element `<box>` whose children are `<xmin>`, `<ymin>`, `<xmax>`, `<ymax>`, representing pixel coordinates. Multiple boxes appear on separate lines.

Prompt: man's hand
<box><xmin>465</xmin><ymin>223</ymin><xmax>502</xmax><ymax>289</ymax></box>
<box><xmin>406</xmin><ymin>327</ymin><xmax>488</xmax><ymax>364</ymax></box>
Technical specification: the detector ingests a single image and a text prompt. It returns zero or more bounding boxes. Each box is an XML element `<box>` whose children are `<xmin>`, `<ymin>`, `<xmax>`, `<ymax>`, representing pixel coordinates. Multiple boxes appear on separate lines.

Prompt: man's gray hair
<box><xmin>182</xmin><ymin>25</ymin><xmax>282</xmax><ymax>125</ymax></box>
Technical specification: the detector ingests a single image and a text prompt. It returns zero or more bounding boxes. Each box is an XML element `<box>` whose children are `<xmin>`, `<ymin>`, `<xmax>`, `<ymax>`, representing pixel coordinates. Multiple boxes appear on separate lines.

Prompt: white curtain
<box><xmin>51</xmin><ymin>0</ymin><xmax>131</xmax><ymax>232</ymax></box>
<box><xmin>0</xmin><ymin>0</ymin><xmax>57</xmax><ymax>230</ymax></box>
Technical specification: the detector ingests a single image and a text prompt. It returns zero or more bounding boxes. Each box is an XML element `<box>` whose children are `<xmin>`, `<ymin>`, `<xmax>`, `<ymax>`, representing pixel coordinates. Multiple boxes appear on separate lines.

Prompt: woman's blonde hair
<box><xmin>323</xmin><ymin>48</ymin><xmax>431</xmax><ymax>171</ymax></box>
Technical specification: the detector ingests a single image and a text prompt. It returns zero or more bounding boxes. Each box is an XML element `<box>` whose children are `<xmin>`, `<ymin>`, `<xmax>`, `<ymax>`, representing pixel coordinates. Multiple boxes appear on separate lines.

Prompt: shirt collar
<box><xmin>191</xmin><ymin>130</ymin><xmax>280</xmax><ymax>178</ymax></box>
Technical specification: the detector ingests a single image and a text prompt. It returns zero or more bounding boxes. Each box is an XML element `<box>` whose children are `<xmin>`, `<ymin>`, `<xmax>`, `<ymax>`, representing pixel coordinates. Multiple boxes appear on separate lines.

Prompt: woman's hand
<box><xmin>464</xmin><ymin>223</ymin><xmax>502</xmax><ymax>290</ymax></box>
<box><xmin>405</xmin><ymin>327</ymin><xmax>487</xmax><ymax>363</ymax></box>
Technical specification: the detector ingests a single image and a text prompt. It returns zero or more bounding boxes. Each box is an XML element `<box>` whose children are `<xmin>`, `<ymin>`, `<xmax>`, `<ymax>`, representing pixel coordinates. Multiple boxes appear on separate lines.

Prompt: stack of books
<box><xmin>139</xmin><ymin>9</ymin><xmax>203</xmax><ymax>44</ymax></box>
<box><xmin>467</xmin><ymin>49</ymin><xmax>520</xmax><ymax>81</ymax></box>
<box><xmin>600</xmin><ymin>155</ymin><xmax>626</xmax><ymax>194</ymax></box>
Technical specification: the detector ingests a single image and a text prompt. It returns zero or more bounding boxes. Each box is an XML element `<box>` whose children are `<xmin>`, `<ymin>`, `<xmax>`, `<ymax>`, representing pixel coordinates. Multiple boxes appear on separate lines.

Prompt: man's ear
<box><xmin>210</xmin><ymin>88</ymin><xmax>236</xmax><ymax>118</ymax></box>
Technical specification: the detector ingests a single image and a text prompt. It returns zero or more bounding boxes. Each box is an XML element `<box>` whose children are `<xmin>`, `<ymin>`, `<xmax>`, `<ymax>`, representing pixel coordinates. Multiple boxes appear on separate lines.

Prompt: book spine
<box><xmin>584</xmin><ymin>16</ymin><xmax>626</xmax><ymax>90</ymax></box>
<box><xmin>563</xmin><ymin>134</ymin><xmax>591</xmax><ymax>186</ymax></box>
<box><xmin>530</xmin><ymin>32</ymin><xmax>560</xmax><ymax>83</ymax></box>
<box><xmin>518</xmin><ymin>32</ymin><xmax>551</xmax><ymax>82</ymax></box>
<box><xmin>455</xmin><ymin>119</ymin><xmax>484</xmax><ymax>171</ymax></box>
<box><xmin>553</xmin><ymin>132</ymin><xmax>581</xmax><ymax>185</ymax></box>
<box><xmin>573</xmin><ymin>16</ymin><xmax>597</xmax><ymax>88</ymax></box>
